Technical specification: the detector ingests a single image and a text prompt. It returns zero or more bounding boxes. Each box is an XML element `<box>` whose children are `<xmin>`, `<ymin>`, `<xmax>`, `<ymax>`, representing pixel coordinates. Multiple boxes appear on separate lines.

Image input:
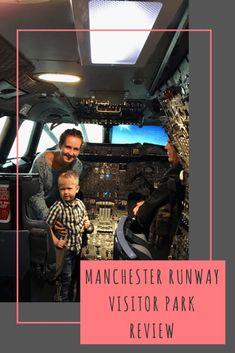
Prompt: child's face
<box><xmin>58</xmin><ymin>177</ymin><xmax>79</xmax><ymax>203</ymax></box>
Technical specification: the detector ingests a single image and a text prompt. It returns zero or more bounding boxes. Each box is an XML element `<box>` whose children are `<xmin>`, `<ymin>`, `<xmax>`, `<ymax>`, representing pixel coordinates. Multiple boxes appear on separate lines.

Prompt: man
<box><xmin>131</xmin><ymin>140</ymin><xmax>185</xmax><ymax>260</ymax></box>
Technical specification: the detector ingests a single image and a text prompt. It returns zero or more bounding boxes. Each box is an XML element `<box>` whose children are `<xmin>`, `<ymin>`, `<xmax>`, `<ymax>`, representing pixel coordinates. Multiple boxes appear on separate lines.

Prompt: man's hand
<box><xmin>133</xmin><ymin>200</ymin><xmax>145</xmax><ymax>216</ymax></box>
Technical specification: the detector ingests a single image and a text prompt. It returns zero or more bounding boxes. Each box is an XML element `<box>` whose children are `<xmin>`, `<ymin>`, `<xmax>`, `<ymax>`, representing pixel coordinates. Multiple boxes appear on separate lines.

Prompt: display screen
<box><xmin>111</xmin><ymin>125</ymin><xmax>168</xmax><ymax>145</ymax></box>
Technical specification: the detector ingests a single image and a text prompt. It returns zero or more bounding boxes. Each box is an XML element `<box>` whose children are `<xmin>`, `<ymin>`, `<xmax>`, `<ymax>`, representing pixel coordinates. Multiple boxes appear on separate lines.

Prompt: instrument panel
<box><xmin>79</xmin><ymin>143</ymin><xmax>169</xmax><ymax>260</ymax></box>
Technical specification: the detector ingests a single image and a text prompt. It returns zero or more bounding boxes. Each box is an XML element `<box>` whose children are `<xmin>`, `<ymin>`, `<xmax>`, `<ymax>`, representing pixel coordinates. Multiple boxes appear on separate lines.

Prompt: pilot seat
<box><xmin>0</xmin><ymin>173</ymin><xmax>56</xmax><ymax>302</ymax></box>
<box><xmin>113</xmin><ymin>215</ymin><xmax>152</xmax><ymax>260</ymax></box>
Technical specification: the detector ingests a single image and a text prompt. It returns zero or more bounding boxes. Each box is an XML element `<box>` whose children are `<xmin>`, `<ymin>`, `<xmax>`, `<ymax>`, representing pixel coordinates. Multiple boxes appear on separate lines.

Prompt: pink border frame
<box><xmin>15</xmin><ymin>28</ymin><xmax>213</xmax><ymax>325</ymax></box>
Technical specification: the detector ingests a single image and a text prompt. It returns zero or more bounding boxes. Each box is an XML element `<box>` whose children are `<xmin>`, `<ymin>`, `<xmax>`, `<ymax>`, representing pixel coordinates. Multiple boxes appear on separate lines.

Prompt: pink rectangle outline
<box><xmin>16</xmin><ymin>28</ymin><xmax>213</xmax><ymax>325</ymax></box>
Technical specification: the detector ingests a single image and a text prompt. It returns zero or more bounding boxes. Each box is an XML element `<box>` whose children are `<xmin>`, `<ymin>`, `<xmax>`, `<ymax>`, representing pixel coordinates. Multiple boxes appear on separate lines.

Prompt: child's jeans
<box><xmin>61</xmin><ymin>250</ymin><xmax>78</xmax><ymax>302</ymax></box>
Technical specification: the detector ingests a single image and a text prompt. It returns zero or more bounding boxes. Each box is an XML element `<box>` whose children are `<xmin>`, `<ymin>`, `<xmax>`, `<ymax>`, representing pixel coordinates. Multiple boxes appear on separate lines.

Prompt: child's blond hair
<box><xmin>58</xmin><ymin>170</ymin><xmax>79</xmax><ymax>185</ymax></box>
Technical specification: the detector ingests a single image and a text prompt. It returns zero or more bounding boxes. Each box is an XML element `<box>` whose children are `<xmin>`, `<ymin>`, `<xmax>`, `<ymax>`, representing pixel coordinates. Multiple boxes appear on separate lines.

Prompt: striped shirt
<box><xmin>46</xmin><ymin>198</ymin><xmax>88</xmax><ymax>254</ymax></box>
<box><xmin>28</xmin><ymin>152</ymin><xmax>83</xmax><ymax>220</ymax></box>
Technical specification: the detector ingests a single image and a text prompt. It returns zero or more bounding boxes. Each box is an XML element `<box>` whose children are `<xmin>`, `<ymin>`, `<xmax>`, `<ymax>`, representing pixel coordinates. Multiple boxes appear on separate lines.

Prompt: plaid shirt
<box><xmin>46</xmin><ymin>198</ymin><xmax>88</xmax><ymax>253</ymax></box>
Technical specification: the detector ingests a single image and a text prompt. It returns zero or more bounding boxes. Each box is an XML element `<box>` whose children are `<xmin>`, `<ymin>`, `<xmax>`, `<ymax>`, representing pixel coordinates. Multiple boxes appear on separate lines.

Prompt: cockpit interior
<box><xmin>0</xmin><ymin>0</ymin><xmax>189</xmax><ymax>302</ymax></box>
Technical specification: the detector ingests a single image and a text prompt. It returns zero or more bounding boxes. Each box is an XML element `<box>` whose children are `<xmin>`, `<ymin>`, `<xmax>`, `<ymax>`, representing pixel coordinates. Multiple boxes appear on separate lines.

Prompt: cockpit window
<box><xmin>8</xmin><ymin>119</ymin><xmax>35</xmax><ymax>159</ymax></box>
<box><xmin>36</xmin><ymin>123</ymin><xmax>104</xmax><ymax>153</ymax></box>
<box><xmin>0</xmin><ymin>115</ymin><xmax>8</xmax><ymax>135</ymax></box>
<box><xmin>111</xmin><ymin>125</ymin><xmax>168</xmax><ymax>145</ymax></box>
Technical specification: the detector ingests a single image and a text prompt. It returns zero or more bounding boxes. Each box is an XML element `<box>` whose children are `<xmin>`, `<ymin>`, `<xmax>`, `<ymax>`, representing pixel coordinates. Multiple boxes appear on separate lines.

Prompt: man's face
<box><xmin>165</xmin><ymin>140</ymin><xmax>179</xmax><ymax>165</ymax></box>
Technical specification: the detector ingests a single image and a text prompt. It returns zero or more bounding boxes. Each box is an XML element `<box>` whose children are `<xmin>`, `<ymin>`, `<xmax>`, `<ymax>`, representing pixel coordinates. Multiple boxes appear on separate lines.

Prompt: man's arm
<box><xmin>134</xmin><ymin>181</ymin><xmax>171</xmax><ymax>230</ymax></box>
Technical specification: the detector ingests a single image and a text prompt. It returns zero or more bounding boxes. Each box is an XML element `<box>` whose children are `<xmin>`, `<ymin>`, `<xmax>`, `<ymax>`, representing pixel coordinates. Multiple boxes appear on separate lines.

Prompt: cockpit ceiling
<box><xmin>0</xmin><ymin>0</ymin><xmax>188</xmax><ymax>122</ymax></box>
